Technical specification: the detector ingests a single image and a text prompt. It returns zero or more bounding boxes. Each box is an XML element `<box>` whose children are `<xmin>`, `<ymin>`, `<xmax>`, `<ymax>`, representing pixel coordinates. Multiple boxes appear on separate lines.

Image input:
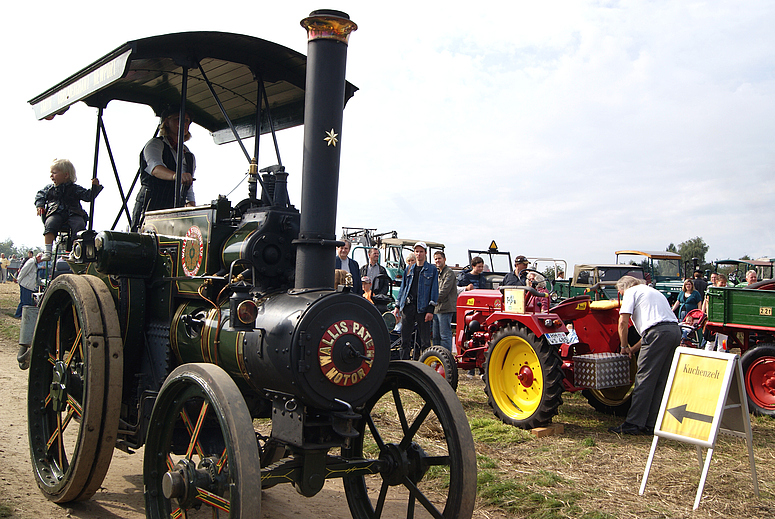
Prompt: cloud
<box><xmin>2</xmin><ymin>0</ymin><xmax>774</xmax><ymax>269</ymax></box>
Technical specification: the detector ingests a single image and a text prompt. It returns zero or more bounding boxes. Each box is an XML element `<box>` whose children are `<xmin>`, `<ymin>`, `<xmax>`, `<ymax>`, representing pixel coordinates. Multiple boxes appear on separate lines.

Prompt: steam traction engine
<box><xmin>26</xmin><ymin>11</ymin><xmax>476</xmax><ymax>519</ymax></box>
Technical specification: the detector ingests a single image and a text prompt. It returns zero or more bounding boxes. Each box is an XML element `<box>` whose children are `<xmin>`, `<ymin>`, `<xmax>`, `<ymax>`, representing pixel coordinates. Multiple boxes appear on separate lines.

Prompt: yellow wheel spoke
<box><xmin>195</xmin><ymin>487</ymin><xmax>230</xmax><ymax>513</ymax></box>
<box><xmin>46</xmin><ymin>406</ymin><xmax>76</xmax><ymax>449</ymax></box>
<box><xmin>56</xmin><ymin>413</ymin><xmax>64</xmax><ymax>468</ymax></box>
<box><xmin>66</xmin><ymin>395</ymin><xmax>83</xmax><ymax>417</ymax></box>
<box><xmin>179</xmin><ymin>408</ymin><xmax>206</xmax><ymax>459</ymax></box>
<box><xmin>217</xmin><ymin>447</ymin><xmax>228</xmax><ymax>474</ymax></box>
<box><xmin>63</xmin><ymin>328</ymin><xmax>82</xmax><ymax>367</ymax></box>
<box><xmin>182</xmin><ymin>401</ymin><xmax>209</xmax><ymax>459</ymax></box>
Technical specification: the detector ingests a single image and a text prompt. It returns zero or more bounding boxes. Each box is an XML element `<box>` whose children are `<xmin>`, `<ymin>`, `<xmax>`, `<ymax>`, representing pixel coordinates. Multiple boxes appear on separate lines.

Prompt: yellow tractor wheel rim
<box><xmin>488</xmin><ymin>335</ymin><xmax>543</xmax><ymax>420</ymax></box>
<box><xmin>423</xmin><ymin>354</ymin><xmax>446</xmax><ymax>377</ymax></box>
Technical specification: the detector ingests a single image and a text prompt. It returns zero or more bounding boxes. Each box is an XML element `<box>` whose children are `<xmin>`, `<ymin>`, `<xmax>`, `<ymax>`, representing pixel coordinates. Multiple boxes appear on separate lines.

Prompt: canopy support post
<box><xmin>97</xmin><ymin>116</ymin><xmax>132</xmax><ymax>230</ymax></box>
<box><xmin>174</xmin><ymin>69</ymin><xmax>188</xmax><ymax>208</ymax></box>
<box><xmin>198</xmin><ymin>63</ymin><xmax>252</xmax><ymax>164</ymax></box>
<box><xmin>88</xmin><ymin>109</ymin><xmax>102</xmax><ymax>230</ymax></box>
<box><xmin>261</xmin><ymin>77</ymin><xmax>283</xmax><ymax>168</ymax></box>
<box><xmin>253</xmin><ymin>79</ymin><xmax>262</xmax><ymax>163</ymax></box>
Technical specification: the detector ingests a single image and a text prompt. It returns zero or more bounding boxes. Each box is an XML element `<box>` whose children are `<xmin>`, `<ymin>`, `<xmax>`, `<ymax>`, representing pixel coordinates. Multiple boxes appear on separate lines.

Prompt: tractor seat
<box><xmin>590</xmin><ymin>300</ymin><xmax>620</xmax><ymax>311</ymax></box>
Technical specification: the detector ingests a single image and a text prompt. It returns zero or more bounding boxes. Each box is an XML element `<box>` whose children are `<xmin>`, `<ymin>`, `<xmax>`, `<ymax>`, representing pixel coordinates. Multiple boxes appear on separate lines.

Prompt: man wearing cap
<box><xmin>361</xmin><ymin>275</ymin><xmax>373</xmax><ymax>303</ymax></box>
<box><xmin>502</xmin><ymin>255</ymin><xmax>529</xmax><ymax>286</ymax></box>
<box><xmin>396</xmin><ymin>242</ymin><xmax>439</xmax><ymax>359</ymax></box>
<box><xmin>131</xmin><ymin>105</ymin><xmax>197</xmax><ymax>231</ymax></box>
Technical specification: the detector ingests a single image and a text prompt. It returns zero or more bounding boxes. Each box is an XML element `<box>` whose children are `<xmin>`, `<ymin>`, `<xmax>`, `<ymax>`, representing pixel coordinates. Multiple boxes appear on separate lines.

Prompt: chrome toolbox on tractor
<box><xmin>573</xmin><ymin>352</ymin><xmax>631</xmax><ymax>390</ymax></box>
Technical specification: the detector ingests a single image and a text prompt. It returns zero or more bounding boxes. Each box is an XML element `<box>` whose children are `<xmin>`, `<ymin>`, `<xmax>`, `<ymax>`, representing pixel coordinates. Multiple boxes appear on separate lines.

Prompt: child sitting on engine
<box><xmin>34</xmin><ymin>159</ymin><xmax>103</xmax><ymax>261</ymax></box>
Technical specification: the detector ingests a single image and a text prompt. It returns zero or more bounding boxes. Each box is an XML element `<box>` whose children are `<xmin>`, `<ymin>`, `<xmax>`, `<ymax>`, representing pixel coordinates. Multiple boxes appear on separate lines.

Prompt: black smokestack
<box><xmin>294</xmin><ymin>10</ymin><xmax>357</xmax><ymax>290</ymax></box>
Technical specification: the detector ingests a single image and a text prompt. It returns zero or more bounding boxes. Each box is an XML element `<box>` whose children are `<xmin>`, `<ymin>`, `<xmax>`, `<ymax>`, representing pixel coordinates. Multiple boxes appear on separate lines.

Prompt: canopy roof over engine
<box><xmin>28</xmin><ymin>31</ymin><xmax>358</xmax><ymax>144</ymax></box>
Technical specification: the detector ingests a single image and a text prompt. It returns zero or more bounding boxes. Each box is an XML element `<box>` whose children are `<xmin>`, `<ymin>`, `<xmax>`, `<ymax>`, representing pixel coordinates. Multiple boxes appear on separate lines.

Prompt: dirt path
<box><xmin>0</xmin><ymin>283</ymin><xmax>359</xmax><ymax>519</ymax></box>
<box><xmin>0</xmin><ymin>282</ymin><xmax>492</xmax><ymax>519</ymax></box>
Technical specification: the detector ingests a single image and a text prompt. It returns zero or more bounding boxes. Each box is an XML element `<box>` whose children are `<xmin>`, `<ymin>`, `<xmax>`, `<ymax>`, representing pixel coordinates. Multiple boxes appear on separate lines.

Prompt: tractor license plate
<box><xmin>545</xmin><ymin>332</ymin><xmax>567</xmax><ymax>345</ymax></box>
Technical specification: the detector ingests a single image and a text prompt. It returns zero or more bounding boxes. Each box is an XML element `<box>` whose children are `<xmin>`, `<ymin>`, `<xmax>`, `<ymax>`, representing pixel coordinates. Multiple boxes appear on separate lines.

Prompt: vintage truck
<box><xmin>713</xmin><ymin>259</ymin><xmax>774</xmax><ymax>285</ymax></box>
<box><xmin>553</xmin><ymin>263</ymin><xmax>646</xmax><ymax>301</ymax></box>
<box><xmin>616</xmin><ymin>249</ymin><xmax>684</xmax><ymax>303</ymax></box>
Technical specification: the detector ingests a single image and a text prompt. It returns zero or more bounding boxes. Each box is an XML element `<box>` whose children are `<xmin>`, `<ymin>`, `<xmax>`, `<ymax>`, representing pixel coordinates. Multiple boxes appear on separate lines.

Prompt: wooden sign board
<box><xmin>658</xmin><ymin>348</ymin><xmax>739</xmax><ymax>446</ymax></box>
<box><xmin>639</xmin><ymin>347</ymin><xmax>759</xmax><ymax>510</ymax></box>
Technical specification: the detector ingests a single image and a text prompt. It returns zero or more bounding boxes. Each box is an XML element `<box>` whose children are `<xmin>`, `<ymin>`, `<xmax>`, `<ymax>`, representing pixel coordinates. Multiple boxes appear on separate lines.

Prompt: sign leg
<box><xmin>639</xmin><ymin>436</ymin><xmax>659</xmax><ymax>496</ymax></box>
<box><xmin>737</xmin><ymin>361</ymin><xmax>760</xmax><ymax>498</ymax></box>
<box><xmin>695</xmin><ymin>445</ymin><xmax>703</xmax><ymax>471</ymax></box>
<box><xmin>694</xmin><ymin>447</ymin><xmax>714</xmax><ymax>510</ymax></box>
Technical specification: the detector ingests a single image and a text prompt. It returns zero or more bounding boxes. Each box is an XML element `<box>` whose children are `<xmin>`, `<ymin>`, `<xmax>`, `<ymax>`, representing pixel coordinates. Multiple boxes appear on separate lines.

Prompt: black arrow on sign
<box><xmin>667</xmin><ymin>404</ymin><xmax>713</xmax><ymax>424</ymax></box>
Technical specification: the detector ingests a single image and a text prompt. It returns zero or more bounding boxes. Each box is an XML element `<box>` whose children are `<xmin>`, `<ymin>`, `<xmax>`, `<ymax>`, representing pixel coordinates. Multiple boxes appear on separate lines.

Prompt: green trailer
<box><xmin>705</xmin><ymin>279</ymin><xmax>775</xmax><ymax>416</ymax></box>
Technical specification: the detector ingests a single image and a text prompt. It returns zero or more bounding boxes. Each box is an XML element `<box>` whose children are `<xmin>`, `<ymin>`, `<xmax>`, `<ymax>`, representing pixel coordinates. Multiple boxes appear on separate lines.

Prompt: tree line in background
<box><xmin>537</xmin><ymin>236</ymin><xmax>760</xmax><ymax>282</ymax></box>
<box><xmin>667</xmin><ymin>236</ymin><xmax>759</xmax><ymax>276</ymax></box>
<box><xmin>0</xmin><ymin>238</ymin><xmax>41</xmax><ymax>258</ymax></box>
<box><xmin>2</xmin><ymin>235</ymin><xmax>763</xmax><ymax>279</ymax></box>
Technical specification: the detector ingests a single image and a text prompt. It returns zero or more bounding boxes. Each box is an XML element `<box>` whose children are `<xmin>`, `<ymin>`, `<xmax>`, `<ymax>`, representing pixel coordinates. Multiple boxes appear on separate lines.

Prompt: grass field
<box><xmin>1</xmin><ymin>281</ymin><xmax>772</xmax><ymax>518</ymax></box>
<box><xmin>456</xmin><ymin>375</ymin><xmax>774</xmax><ymax>518</ymax></box>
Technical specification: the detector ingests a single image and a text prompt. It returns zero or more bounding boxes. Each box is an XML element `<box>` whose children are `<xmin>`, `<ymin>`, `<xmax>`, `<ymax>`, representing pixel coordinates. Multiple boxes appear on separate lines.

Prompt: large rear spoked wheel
<box><xmin>27</xmin><ymin>274</ymin><xmax>123</xmax><ymax>502</ymax></box>
<box><xmin>342</xmin><ymin>361</ymin><xmax>477</xmax><ymax>519</ymax></box>
<box><xmin>144</xmin><ymin>363</ymin><xmax>261</xmax><ymax>519</ymax></box>
<box><xmin>483</xmin><ymin>326</ymin><xmax>564</xmax><ymax>429</ymax></box>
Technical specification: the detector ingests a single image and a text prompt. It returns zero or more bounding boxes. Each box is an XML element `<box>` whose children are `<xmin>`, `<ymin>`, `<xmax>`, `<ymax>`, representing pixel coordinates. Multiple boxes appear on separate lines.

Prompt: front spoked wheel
<box><xmin>342</xmin><ymin>361</ymin><xmax>477</xmax><ymax>519</ymax></box>
<box><xmin>27</xmin><ymin>274</ymin><xmax>122</xmax><ymax>502</ymax></box>
<box><xmin>144</xmin><ymin>364</ymin><xmax>261</xmax><ymax>518</ymax></box>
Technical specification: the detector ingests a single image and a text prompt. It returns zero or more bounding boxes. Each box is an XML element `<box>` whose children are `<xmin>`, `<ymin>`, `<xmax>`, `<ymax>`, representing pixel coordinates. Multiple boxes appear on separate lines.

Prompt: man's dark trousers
<box><xmin>400</xmin><ymin>303</ymin><xmax>432</xmax><ymax>360</ymax></box>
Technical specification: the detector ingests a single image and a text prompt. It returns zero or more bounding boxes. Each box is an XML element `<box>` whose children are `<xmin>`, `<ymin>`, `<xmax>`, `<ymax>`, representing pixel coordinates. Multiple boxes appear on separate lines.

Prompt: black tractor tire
<box><xmin>419</xmin><ymin>345</ymin><xmax>459</xmax><ymax>390</ymax></box>
<box><xmin>483</xmin><ymin>326</ymin><xmax>564</xmax><ymax>429</ymax></box>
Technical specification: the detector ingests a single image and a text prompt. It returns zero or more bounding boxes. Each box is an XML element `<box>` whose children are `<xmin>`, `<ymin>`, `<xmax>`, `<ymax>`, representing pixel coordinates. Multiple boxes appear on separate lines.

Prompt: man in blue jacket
<box><xmin>335</xmin><ymin>239</ymin><xmax>362</xmax><ymax>295</ymax></box>
<box><xmin>397</xmin><ymin>242</ymin><xmax>439</xmax><ymax>359</ymax></box>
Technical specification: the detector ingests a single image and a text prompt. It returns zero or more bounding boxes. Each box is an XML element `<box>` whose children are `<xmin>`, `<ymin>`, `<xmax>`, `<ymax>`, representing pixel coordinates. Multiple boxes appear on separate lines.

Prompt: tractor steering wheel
<box><xmin>521</xmin><ymin>268</ymin><xmax>556</xmax><ymax>299</ymax></box>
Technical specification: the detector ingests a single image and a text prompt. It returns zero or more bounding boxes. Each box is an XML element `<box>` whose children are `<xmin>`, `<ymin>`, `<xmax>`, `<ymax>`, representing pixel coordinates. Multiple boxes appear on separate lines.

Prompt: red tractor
<box><xmin>421</xmin><ymin>282</ymin><xmax>638</xmax><ymax>429</ymax></box>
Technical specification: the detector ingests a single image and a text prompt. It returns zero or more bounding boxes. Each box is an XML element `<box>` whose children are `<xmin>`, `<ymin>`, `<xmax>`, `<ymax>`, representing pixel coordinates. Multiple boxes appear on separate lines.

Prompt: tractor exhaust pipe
<box><xmin>294</xmin><ymin>10</ymin><xmax>357</xmax><ymax>290</ymax></box>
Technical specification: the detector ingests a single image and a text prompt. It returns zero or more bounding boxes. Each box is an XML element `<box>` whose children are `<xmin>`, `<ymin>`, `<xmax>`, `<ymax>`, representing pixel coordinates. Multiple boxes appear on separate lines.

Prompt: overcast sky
<box><xmin>2</xmin><ymin>0</ymin><xmax>773</xmax><ymax>269</ymax></box>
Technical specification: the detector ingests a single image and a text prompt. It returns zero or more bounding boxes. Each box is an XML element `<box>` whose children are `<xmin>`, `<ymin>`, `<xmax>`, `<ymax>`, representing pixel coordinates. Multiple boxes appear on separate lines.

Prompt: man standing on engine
<box><xmin>396</xmin><ymin>242</ymin><xmax>439</xmax><ymax>359</ymax></box>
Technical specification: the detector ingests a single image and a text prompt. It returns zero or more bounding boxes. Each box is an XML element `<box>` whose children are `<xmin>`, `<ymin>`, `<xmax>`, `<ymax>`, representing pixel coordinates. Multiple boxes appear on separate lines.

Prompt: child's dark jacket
<box><xmin>34</xmin><ymin>181</ymin><xmax>103</xmax><ymax>220</ymax></box>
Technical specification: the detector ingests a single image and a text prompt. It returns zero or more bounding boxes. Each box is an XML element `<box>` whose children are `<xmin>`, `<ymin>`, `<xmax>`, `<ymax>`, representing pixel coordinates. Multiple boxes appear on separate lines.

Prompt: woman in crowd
<box><xmin>672</xmin><ymin>278</ymin><xmax>701</xmax><ymax>320</ymax></box>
